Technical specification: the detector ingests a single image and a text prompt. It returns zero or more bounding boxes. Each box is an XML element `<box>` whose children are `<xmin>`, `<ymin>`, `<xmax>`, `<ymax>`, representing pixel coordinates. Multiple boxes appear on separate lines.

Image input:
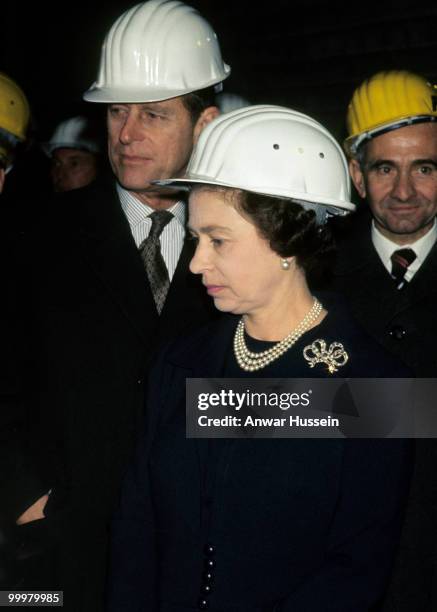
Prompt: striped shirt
<box><xmin>117</xmin><ymin>183</ymin><xmax>186</xmax><ymax>280</ymax></box>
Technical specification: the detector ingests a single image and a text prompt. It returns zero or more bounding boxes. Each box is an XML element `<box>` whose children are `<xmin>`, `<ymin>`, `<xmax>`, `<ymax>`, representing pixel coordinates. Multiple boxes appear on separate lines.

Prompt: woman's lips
<box><xmin>205</xmin><ymin>285</ymin><xmax>225</xmax><ymax>295</ymax></box>
<box><xmin>121</xmin><ymin>155</ymin><xmax>151</xmax><ymax>164</ymax></box>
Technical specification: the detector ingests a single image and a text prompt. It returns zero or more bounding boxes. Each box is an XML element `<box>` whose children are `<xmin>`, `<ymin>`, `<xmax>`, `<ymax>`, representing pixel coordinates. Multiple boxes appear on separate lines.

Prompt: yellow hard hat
<box><xmin>0</xmin><ymin>73</ymin><xmax>30</xmax><ymax>167</ymax></box>
<box><xmin>344</xmin><ymin>70</ymin><xmax>437</xmax><ymax>157</ymax></box>
<box><xmin>0</xmin><ymin>72</ymin><xmax>30</xmax><ymax>141</ymax></box>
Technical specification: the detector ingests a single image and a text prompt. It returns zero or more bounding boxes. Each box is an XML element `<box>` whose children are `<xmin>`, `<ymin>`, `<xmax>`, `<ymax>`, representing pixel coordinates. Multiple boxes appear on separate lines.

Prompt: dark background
<box><xmin>2</xmin><ymin>2</ymin><xmax>437</xmax><ymax>146</ymax></box>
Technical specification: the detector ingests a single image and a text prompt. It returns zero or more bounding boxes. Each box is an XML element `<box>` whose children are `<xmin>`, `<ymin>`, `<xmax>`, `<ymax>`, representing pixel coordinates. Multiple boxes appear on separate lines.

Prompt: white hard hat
<box><xmin>83</xmin><ymin>0</ymin><xmax>230</xmax><ymax>103</ymax></box>
<box><xmin>156</xmin><ymin>105</ymin><xmax>355</xmax><ymax>216</ymax></box>
<box><xmin>43</xmin><ymin>116</ymin><xmax>100</xmax><ymax>156</ymax></box>
<box><xmin>216</xmin><ymin>92</ymin><xmax>251</xmax><ymax>114</ymax></box>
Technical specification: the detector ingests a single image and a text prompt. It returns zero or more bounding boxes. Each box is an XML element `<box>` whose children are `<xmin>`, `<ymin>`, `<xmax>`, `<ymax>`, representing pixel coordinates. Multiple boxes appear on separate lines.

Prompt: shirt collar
<box><xmin>371</xmin><ymin>218</ymin><xmax>437</xmax><ymax>275</ymax></box>
<box><xmin>116</xmin><ymin>182</ymin><xmax>186</xmax><ymax>229</ymax></box>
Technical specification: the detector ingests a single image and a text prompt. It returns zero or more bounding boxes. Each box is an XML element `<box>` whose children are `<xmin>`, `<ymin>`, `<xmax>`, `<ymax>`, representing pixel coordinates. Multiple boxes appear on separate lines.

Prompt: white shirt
<box><xmin>117</xmin><ymin>183</ymin><xmax>186</xmax><ymax>280</ymax></box>
<box><xmin>371</xmin><ymin>218</ymin><xmax>437</xmax><ymax>282</ymax></box>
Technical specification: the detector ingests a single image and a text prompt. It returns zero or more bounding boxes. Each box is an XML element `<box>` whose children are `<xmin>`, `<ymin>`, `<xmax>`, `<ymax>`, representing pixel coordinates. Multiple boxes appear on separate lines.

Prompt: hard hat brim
<box><xmin>83</xmin><ymin>68</ymin><xmax>231</xmax><ymax>104</ymax></box>
<box><xmin>345</xmin><ymin>114</ymin><xmax>437</xmax><ymax>157</ymax></box>
<box><xmin>42</xmin><ymin>142</ymin><xmax>100</xmax><ymax>157</ymax></box>
<box><xmin>154</xmin><ymin>176</ymin><xmax>356</xmax><ymax>214</ymax></box>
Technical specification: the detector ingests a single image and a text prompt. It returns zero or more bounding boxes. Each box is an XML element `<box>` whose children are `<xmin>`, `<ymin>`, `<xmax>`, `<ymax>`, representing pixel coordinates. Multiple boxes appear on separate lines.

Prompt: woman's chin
<box><xmin>211</xmin><ymin>297</ymin><xmax>245</xmax><ymax>316</ymax></box>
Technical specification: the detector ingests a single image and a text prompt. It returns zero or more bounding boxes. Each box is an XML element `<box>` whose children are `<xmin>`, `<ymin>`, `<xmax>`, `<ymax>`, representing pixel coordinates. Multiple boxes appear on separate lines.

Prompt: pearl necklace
<box><xmin>233</xmin><ymin>298</ymin><xmax>323</xmax><ymax>372</ymax></box>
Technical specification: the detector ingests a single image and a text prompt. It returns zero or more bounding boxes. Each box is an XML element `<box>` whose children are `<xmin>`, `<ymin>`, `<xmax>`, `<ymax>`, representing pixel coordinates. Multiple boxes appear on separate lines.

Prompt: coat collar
<box><xmin>166</xmin><ymin>314</ymin><xmax>239</xmax><ymax>378</ymax></box>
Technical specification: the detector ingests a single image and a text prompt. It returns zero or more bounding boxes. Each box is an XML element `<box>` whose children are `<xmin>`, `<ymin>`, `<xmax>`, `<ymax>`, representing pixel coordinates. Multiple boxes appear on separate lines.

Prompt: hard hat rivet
<box><xmin>273</xmin><ymin>144</ymin><xmax>280</xmax><ymax>150</ymax></box>
<box><xmin>319</xmin><ymin>152</ymin><xmax>325</xmax><ymax>158</ymax></box>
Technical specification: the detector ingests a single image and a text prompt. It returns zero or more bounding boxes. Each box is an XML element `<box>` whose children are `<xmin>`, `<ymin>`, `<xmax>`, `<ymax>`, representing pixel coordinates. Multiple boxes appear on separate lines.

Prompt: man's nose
<box><xmin>390</xmin><ymin>169</ymin><xmax>416</xmax><ymax>202</ymax></box>
<box><xmin>119</xmin><ymin>114</ymin><xmax>144</xmax><ymax>145</ymax></box>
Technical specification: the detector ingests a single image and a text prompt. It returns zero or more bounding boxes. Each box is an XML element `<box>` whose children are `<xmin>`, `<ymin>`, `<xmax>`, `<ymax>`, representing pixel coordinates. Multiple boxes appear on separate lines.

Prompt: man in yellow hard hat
<box><xmin>334</xmin><ymin>69</ymin><xmax>437</xmax><ymax>611</ymax></box>
<box><xmin>335</xmin><ymin>69</ymin><xmax>437</xmax><ymax>374</ymax></box>
<box><xmin>0</xmin><ymin>72</ymin><xmax>30</xmax><ymax>193</ymax></box>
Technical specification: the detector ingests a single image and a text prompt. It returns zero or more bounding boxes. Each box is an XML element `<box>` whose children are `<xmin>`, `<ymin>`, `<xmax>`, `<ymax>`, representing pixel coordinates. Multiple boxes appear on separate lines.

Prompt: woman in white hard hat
<box><xmin>108</xmin><ymin>106</ymin><xmax>412</xmax><ymax>612</ymax></box>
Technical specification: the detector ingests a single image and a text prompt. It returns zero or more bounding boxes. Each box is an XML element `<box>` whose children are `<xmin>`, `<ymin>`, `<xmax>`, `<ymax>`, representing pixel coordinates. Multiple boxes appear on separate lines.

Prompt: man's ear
<box><xmin>349</xmin><ymin>158</ymin><xmax>366</xmax><ymax>198</ymax></box>
<box><xmin>0</xmin><ymin>168</ymin><xmax>5</xmax><ymax>194</ymax></box>
<box><xmin>193</xmin><ymin>106</ymin><xmax>220</xmax><ymax>144</ymax></box>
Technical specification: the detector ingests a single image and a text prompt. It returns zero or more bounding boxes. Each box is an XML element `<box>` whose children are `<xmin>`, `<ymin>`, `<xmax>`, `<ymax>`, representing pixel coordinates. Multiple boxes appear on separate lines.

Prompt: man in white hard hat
<box><xmin>44</xmin><ymin>116</ymin><xmax>102</xmax><ymax>193</ymax></box>
<box><xmin>4</xmin><ymin>1</ymin><xmax>229</xmax><ymax>609</ymax></box>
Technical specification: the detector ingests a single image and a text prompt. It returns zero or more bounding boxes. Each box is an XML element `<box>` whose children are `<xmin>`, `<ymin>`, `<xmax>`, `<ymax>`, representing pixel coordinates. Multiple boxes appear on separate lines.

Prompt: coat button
<box><xmin>389</xmin><ymin>325</ymin><xmax>406</xmax><ymax>340</ymax></box>
<box><xmin>201</xmin><ymin>584</ymin><xmax>212</xmax><ymax>595</ymax></box>
<box><xmin>198</xmin><ymin>598</ymin><xmax>209</xmax><ymax>610</ymax></box>
<box><xmin>204</xmin><ymin>558</ymin><xmax>215</xmax><ymax>569</ymax></box>
<box><xmin>204</xmin><ymin>544</ymin><xmax>215</xmax><ymax>556</ymax></box>
<box><xmin>203</xmin><ymin>571</ymin><xmax>213</xmax><ymax>582</ymax></box>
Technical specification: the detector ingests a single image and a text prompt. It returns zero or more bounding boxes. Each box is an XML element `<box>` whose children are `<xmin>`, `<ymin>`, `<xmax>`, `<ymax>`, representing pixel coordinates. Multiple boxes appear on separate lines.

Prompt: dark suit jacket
<box><xmin>330</xmin><ymin>213</ymin><xmax>437</xmax><ymax>611</ymax></box>
<box><xmin>108</xmin><ymin>309</ymin><xmax>412</xmax><ymax>612</ymax></box>
<box><xmin>332</xmin><ymin>212</ymin><xmax>437</xmax><ymax>377</ymax></box>
<box><xmin>0</xmin><ymin>180</ymin><xmax>215</xmax><ymax>610</ymax></box>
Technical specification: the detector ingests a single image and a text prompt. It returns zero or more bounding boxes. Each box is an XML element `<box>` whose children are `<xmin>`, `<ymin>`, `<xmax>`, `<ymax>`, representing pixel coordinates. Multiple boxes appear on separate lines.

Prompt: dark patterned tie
<box><xmin>139</xmin><ymin>210</ymin><xmax>173</xmax><ymax>313</ymax></box>
<box><xmin>390</xmin><ymin>248</ymin><xmax>417</xmax><ymax>289</ymax></box>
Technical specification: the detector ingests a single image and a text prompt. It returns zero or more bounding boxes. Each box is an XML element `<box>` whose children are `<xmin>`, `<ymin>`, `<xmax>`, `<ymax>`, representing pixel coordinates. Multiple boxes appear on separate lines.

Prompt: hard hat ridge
<box><xmin>156</xmin><ymin>104</ymin><xmax>355</xmax><ymax>216</ymax></box>
<box><xmin>84</xmin><ymin>0</ymin><xmax>230</xmax><ymax>103</ymax></box>
<box><xmin>345</xmin><ymin>70</ymin><xmax>437</xmax><ymax>156</ymax></box>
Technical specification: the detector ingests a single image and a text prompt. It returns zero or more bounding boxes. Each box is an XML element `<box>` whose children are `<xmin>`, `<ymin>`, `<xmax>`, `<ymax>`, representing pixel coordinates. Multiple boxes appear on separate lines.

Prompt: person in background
<box><xmin>43</xmin><ymin>116</ymin><xmax>101</xmax><ymax>192</ymax></box>
<box><xmin>335</xmin><ymin>70</ymin><xmax>437</xmax><ymax>376</ymax></box>
<box><xmin>0</xmin><ymin>72</ymin><xmax>30</xmax><ymax>589</ymax></box>
<box><xmin>215</xmin><ymin>91</ymin><xmax>250</xmax><ymax>114</ymax></box>
<box><xmin>0</xmin><ymin>72</ymin><xmax>30</xmax><ymax>194</ymax></box>
<box><xmin>2</xmin><ymin>1</ymin><xmax>229</xmax><ymax>609</ymax></box>
<box><xmin>331</xmin><ymin>70</ymin><xmax>437</xmax><ymax>611</ymax></box>
<box><xmin>108</xmin><ymin>105</ymin><xmax>412</xmax><ymax>612</ymax></box>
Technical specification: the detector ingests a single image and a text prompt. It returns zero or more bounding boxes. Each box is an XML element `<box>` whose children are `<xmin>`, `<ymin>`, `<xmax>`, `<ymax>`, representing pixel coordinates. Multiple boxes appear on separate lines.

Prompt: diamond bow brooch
<box><xmin>303</xmin><ymin>339</ymin><xmax>349</xmax><ymax>374</ymax></box>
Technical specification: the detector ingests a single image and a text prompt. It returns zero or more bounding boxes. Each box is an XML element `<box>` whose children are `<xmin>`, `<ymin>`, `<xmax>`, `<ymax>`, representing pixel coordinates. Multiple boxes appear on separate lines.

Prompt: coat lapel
<box><xmin>334</xmin><ymin>212</ymin><xmax>437</xmax><ymax>323</ymax></box>
<box><xmin>406</xmin><ymin>242</ymin><xmax>437</xmax><ymax>304</ymax></box>
<box><xmin>184</xmin><ymin>317</ymin><xmax>239</xmax><ymax>488</ymax></box>
<box><xmin>75</xmin><ymin>181</ymin><xmax>159</xmax><ymax>346</ymax></box>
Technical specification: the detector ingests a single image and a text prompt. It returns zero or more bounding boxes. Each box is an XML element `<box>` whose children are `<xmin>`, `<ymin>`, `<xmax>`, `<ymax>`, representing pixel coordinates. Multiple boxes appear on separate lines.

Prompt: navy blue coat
<box><xmin>108</xmin><ymin>304</ymin><xmax>412</xmax><ymax>612</ymax></box>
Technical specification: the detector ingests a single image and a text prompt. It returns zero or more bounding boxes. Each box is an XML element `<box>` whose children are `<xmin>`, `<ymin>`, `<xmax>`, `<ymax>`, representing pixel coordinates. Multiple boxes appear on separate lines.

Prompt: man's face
<box><xmin>51</xmin><ymin>148</ymin><xmax>98</xmax><ymax>193</ymax></box>
<box><xmin>350</xmin><ymin>123</ymin><xmax>437</xmax><ymax>244</ymax></box>
<box><xmin>107</xmin><ymin>97</ymin><xmax>215</xmax><ymax>204</ymax></box>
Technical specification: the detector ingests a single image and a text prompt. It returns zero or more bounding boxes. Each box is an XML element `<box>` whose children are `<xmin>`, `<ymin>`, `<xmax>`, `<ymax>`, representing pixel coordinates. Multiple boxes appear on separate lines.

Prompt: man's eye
<box><xmin>145</xmin><ymin>112</ymin><xmax>163</xmax><ymax>121</ymax></box>
<box><xmin>211</xmin><ymin>238</ymin><xmax>223</xmax><ymax>247</ymax></box>
<box><xmin>109</xmin><ymin>107</ymin><xmax>125</xmax><ymax>117</ymax></box>
<box><xmin>418</xmin><ymin>165</ymin><xmax>434</xmax><ymax>175</ymax></box>
<box><xmin>376</xmin><ymin>165</ymin><xmax>392</xmax><ymax>175</ymax></box>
